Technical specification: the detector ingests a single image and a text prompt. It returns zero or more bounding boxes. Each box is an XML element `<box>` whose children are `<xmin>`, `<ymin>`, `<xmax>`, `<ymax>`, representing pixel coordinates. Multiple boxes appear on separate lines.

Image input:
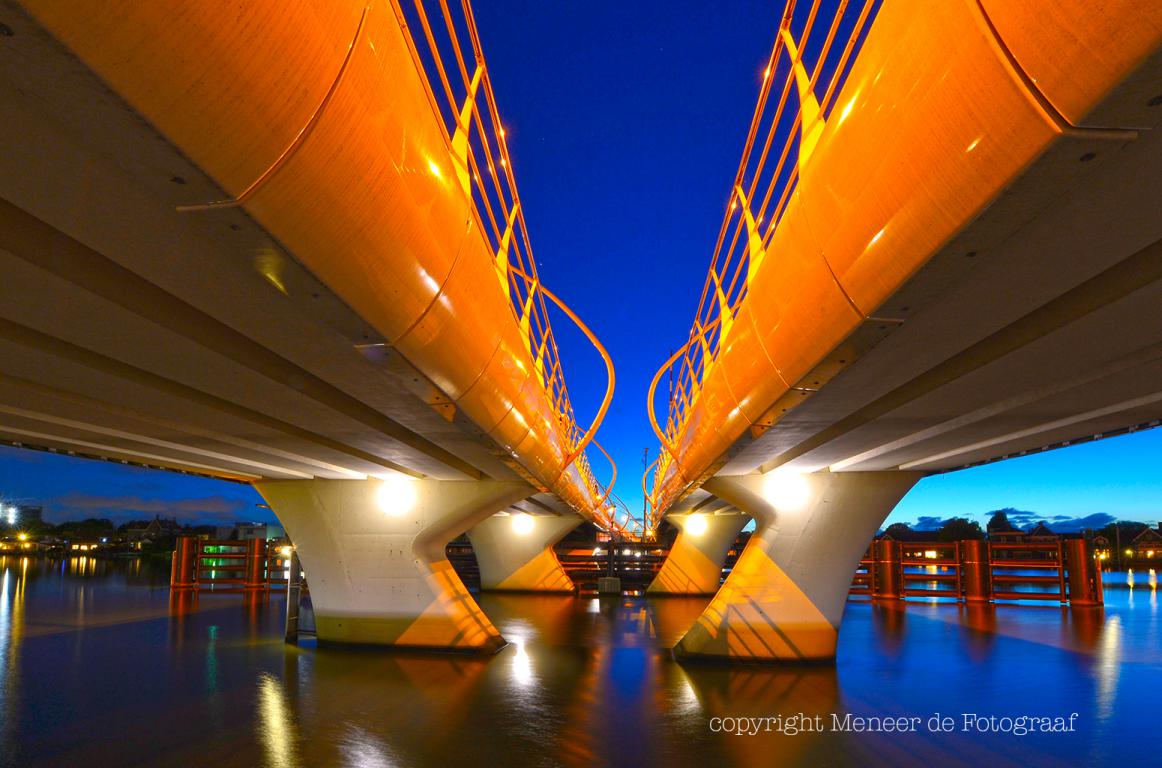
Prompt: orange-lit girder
<box><xmin>650</xmin><ymin>0</ymin><xmax>1162</xmax><ymax>512</ymax></box>
<box><xmin>14</xmin><ymin>0</ymin><xmax>609</xmax><ymax>517</ymax></box>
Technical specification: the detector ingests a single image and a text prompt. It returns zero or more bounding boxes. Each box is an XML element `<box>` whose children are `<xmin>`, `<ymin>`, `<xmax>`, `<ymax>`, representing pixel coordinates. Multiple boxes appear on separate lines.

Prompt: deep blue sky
<box><xmin>1</xmin><ymin>2</ymin><xmax>1160</xmax><ymax>531</ymax></box>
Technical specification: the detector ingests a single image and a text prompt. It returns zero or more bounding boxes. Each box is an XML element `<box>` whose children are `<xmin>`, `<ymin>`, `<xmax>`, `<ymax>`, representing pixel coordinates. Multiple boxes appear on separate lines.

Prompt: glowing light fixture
<box><xmin>685</xmin><ymin>514</ymin><xmax>708</xmax><ymax>537</ymax></box>
<box><xmin>511</xmin><ymin>512</ymin><xmax>535</xmax><ymax>535</ymax></box>
<box><xmin>376</xmin><ymin>474</ymin><xmax>418</xmax><ymax>517</ymax></box>
<box><xmin>279</xmin><ymin>546</ymin><xmax>292</xmax><ymax>558</ymax></box>
<box><xmin>763</xmin><ymin>469</ymin><xmax>810</xmax><ymax>511</ymax></box>
<box><xmin>17</xmin><ymin>533</ymin><xmax>28</xmax><ymax>542</ymax></box>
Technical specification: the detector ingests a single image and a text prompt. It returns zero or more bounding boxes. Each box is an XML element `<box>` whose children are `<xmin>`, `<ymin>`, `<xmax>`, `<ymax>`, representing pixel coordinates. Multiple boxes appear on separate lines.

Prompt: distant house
<box><xmin>1090</xmin><ymin>534</ymin><xmax>1111</xmax><ymax>561</ymax></box>
<box><xmin>988</xmin><ymin>528</ymin><xmax>1027</xmax><ymax>544</ymax></box>
<box><xmin>212</xmin><ymin>522</ymin><xmax>286</xmax><ymax>541</ymax></box>
<box><xmin>878</xmin><ymin>528</ymin><xmax>933</xmax><ymax>544</ymax></box>
<box><xmin>990</xmin><ymin>522</ymin><xmax>1058</xmax><ymax>561</ymax></box>
<box><xmin>123</xmin><ymin>516</ymin><xmax>181</xmax><ymax>549</ymax></box>
<box><xmin>877</xmin><ymin>527</ymin><xmax>942</xmax><ymax>560</ymax></box>
<box><xmin>67</xmin><ymin>539</ymin><xmax>110</xmax><ymax>555</ymax></box>
<box><xmin>1131</xmin><ymin>527</ymin><xmax>1162</xmax><ymax>560</ymax></box>
<box><xmin>1026</xmin><ymin>522</ymin><xmax>1059</xmax><ymax>543</ymax></box>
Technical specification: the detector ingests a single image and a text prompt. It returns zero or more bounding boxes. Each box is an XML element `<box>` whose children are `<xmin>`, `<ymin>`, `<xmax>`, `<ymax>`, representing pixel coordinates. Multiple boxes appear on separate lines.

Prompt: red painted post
<box><xmin>244</xmin><ymin>538</ymin><xmax>267</xmax><ymax>590</ymax></box>
<box><xmin>960</xmin><ymin>539</ymin><xmax>991</xmax><ymax>602</ymax></box>
<box><xmin>1093</xmin><ymin>555</ymin><xmax>1104</xmax><ymax>604</ymax></box>
<box><xmin>874</xmin><ymin>539</ymin><xmax>902</xmax><ymax>599</ymax></box>
<box><xmin>1065</xmin><ymin>538</ymin><xmax>1100</xmax><ymax>606</ymax></box>
<box><xmin>171</xmin><ymin>536</ymin><xmax>199</xmax><ymax>589</ymax></box>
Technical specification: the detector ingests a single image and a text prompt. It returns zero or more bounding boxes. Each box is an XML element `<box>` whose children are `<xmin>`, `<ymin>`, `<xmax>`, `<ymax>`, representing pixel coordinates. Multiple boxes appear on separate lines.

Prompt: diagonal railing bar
<box><xmin>645</xmin><ymin>0</ymin><xmax>883</xmax><ymax>526</ymax></box>
<box><xmin>389</xmin><ymin>0</ymin><xmax>616</xmax><ymax>527</ymax></box>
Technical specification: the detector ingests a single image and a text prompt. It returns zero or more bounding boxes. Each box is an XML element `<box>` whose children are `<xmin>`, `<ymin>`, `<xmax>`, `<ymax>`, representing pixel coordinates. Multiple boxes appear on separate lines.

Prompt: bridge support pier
<box><xmin>675</xmin><ymin>470</ymin><xmax>922</xmax><ymax>663</ymax></box>
<box><xmin>647</xmin><ymin>513</ymin><xmax>749</xmax><ymax>595</ymax></box>
<box><xmin>467</xmin><ymin>513</ymin><xmax>582</xmax><ymax>591</ymax></box>
<box><xmin>255</xmin><ymin>477</ymin><xmax>531</xmax><ymax>653</ymax></box>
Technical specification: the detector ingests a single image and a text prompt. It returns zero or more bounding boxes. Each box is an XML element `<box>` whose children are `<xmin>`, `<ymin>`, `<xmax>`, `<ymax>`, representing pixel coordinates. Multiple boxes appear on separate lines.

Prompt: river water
<box><xmin>1</xmin><ymin>556</ymin><xmax>1158</xmax><ymax>767</ymax></box>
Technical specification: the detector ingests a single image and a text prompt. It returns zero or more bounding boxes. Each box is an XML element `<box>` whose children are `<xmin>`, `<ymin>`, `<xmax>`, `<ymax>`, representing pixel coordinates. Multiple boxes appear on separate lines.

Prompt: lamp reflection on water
<box><xmin>257</xmin><ymin>672</ymin><xmax>300</xmax><ymax>768</ymax></box>
<box><xmin>0</xmin><ymin>561</ymin><xmax>26</xmax><ymax>760</ymax></box>
<box><xmin>339</xmin><ymin>725</ymin><xmax>397</xmax><ymax>768</ymax></box>
<box><xmin>1095</xmin><ymin>615</ymin><xmax>1122</xmax><ymax>723</ymax></box>
<box><xmin>509</xmin><ymin>634</ymin><xmax>533</xmax><ymax>686</ymax></box>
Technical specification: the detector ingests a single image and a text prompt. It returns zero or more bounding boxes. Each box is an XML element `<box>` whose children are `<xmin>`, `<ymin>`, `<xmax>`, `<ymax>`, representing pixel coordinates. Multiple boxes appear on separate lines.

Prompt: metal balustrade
<box><xmin>644</xmin><ymin>0</ymin><xmax>880</xmax><ymax>526</ymax></box>
<box><xmin>852</xmin><ymin>539</ymin><xmax>1103</xmax><ymax>605</ymax></box>
<box><xmin>392</xmin><ymin>0</ymin><xmax>618</xmax><ymax>526</ymax></box>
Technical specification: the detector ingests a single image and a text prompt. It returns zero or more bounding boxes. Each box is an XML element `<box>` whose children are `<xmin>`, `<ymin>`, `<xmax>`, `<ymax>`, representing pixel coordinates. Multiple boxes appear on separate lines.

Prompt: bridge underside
<box><xmin>0</xmin><ymin>2</ymin><xmax>598</xmax><ymax>648</ymax></box>
<box><xmin>664</xmin><ymin>37</ymin><xmax>1162</xmax><ymax>663</ymax></box>
<box><xmin>719</xmin><ymin>52</ymin><xmax>1162</xmax><ymax>481</ymax></box>
<box><xmin>0</xmin><ymin>4</ymin><xmax>527</xmax><ymax>486</ymax></box>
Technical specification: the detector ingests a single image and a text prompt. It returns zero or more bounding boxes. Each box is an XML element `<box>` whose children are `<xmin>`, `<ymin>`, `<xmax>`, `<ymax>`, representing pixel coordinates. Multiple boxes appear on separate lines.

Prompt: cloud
<box><xmin>895</xmin><ymin>508</ymin><xmax>1117</xmax><ymax>535</ymax></box>
<box><xmin>47</xmin><ymin>492</ymin><xmax>260</xmax><ymax>525</ymax></box>
<box><xmin>1042</xmin><ymin>513</ymin><xmax>1116</xmax><ymax>533</ymax></box>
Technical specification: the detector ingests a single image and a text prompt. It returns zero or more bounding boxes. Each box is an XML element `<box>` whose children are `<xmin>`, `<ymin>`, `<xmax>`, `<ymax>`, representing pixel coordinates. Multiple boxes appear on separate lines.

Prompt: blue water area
<box><xmin>0</xmin><ymin>556</ymin><xmax>1159</xmax><ymax>767</ymax></box>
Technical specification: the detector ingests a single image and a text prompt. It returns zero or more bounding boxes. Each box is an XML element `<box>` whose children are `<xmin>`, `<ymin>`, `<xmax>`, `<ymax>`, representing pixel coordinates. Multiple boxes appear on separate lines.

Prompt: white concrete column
<box><xmin>675</xmin><ymin>470</ymin><xmax>921</xmax><ymax>663</ymax></box>
<box><xmin>647</xmin><ymin>513</ymin><xmax>748</xmax><ymax>595</ymax></box>
<box><xmin>467</xmin><ymin>512</ymin><xmax>582</xmax><ymax>591</ymax></box>
<box><xmin>255</xmin><ymin>477</ymin><xmax>531</xmax><ymax>652</ymax></box>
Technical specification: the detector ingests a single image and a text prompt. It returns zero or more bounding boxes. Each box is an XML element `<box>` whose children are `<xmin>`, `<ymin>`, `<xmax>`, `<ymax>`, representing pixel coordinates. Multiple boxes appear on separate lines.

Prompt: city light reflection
<box><xmin>257</xmin><ymin>672</ymin><xmax>300</xmax><ymax>768</ymax></box>
<box><xmin>1095</xmin><ymin>615</ymin><xmax>1122</xmax><ymax>723</ymax></box>
<box><xmin>339</xmin><ymin>725</ymin><xmax>398</xmax><ymax>768</ymax></box>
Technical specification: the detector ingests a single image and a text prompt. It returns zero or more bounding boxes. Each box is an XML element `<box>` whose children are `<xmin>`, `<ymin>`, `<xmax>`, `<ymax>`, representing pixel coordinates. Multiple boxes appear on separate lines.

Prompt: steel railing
<box><xmin>853</xmin><ymin>539</ymin><xmax>1104</xmax><ymax>605</ymax></box>
<box><xmin>390</xmin><ymin>0</ymin><xmax>616</xmax><ymax>523</ymax></box>
<box><xmin>644</xmin><ymin>0</ymin><xmax>880</xmax><ymax>526</ymax></box>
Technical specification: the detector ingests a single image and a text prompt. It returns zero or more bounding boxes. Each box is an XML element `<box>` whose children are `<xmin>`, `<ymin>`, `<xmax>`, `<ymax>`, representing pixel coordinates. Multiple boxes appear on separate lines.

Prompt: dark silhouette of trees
<box><xmin>987</xmin><ymin>510</ymin><xmax>1018</xmax><ymax>533</ymax></box>
<box><xmin>937</xmin><ymin>517</ymin><xmax>984</xmax><ymax>541</ymax></box>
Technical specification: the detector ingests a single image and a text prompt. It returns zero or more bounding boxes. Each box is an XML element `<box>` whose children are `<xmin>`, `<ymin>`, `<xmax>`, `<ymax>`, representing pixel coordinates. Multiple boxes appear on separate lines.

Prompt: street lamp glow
<box><xmin>685</xmin><ymin>514</ymin><xmax>708</xmax><ymax>537</ymax></box>
<box><xmin>376</xmin><ymin>475</ymin><xmax>418</xmax><ymax>517</ymax></box>
<box><xmin>511</xmin><ymin>512</ymin><xmax>534</xmax><ymax>535</ymax></box>
<box><xmin>763</xmin><ymin>470</ymin><xmax>810</xmax><ymax>511</ymax></box>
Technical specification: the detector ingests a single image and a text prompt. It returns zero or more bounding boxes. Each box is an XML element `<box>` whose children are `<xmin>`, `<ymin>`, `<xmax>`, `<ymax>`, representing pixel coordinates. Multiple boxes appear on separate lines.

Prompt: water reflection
<box><xmin>338</xmin><ymin>725</ymin><xmax>397</xmax><ymax>768</ymax></box>
<box><xmin>0</xmin><ymin>563</ymin><xmax>25</xmax><ymax>762</ymax></box>
<box><xmin>257</xmin><ymin>672</ymin><xmax>300</xmax><ymax>768</ymax></box>
<box><xmin>1094</xmin><ymin>615</ymin><xmax>1122</xmax><ymax>723</ymax></box>
<box><xmin>0</xmin><ymin>560</ymin><xmax>1158</xmax><ymax>767</ymax></box>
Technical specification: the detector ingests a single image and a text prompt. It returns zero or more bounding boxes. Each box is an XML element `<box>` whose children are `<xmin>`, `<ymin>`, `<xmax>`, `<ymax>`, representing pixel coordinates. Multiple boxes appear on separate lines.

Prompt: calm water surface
<box><xmin>1</xmin><ymin>556</ymin><xmax>1159</xmax><ymax>767</ymax></box>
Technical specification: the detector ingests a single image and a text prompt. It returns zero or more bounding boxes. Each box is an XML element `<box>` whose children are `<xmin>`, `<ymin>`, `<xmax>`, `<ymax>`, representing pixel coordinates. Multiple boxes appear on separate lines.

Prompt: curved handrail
<box><xmin>640</xmin><ymin>455</ymin><xmax>658</xmax><ymax>511</ymax></box>
<box><xmin>648</xmin><ymin>0</ymin><xmax>881</xmax><ymax>515</ymax></box>
<box><xmin>640</xmin><ymin>454</ymin><xmax>659</xmax><ymax>533</ymax></box>
<box><xmin>536</xmin><ymin>282</ymin><xmax>616</xmax><ymax>486</ymax></box>
<box><xmin>588</xmin><ymin>438</ymin><xmax>616</xmax><ymax>515</ymax></box>
<box><xmin>646</xmin><ymin>340</ymin><xmax>692</xmax><ymax>469</ymax></box>
<box><xmin>387</xmin><ymin>0</ymin><xmax>615</xmax><ymax>516</ymax></box>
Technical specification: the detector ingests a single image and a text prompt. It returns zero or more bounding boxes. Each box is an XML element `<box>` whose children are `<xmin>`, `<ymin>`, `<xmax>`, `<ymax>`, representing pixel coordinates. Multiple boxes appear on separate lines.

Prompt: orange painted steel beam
<box><xmin>648</xmin><ymin>0</ymin><xmax>1162</xmax><ymax>515</ymax></box>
